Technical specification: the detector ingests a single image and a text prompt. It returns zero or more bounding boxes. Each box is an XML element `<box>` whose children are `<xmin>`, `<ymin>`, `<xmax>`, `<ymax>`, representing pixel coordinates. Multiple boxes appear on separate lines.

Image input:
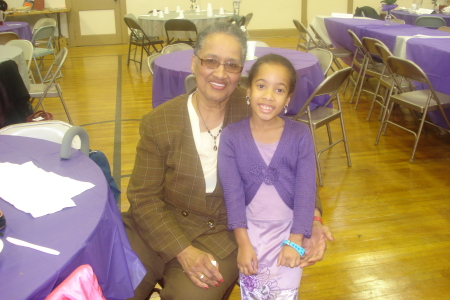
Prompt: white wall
<box><xmin>307</xmin><ymin>0</ymin><xmax>347</xmax><ymax>27</ymax></box>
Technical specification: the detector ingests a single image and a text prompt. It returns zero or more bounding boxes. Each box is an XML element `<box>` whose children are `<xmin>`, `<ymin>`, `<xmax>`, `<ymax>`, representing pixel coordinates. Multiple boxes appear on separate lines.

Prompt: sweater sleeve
<box><xmin>218</xmin><ymin>127</ymin><xmax>248</xmax><ymax>230</ymax></box>
<box><xmin>291</xmin><ymin>124</ymin><xmax>316</xmax><ymax>237</ymax></box>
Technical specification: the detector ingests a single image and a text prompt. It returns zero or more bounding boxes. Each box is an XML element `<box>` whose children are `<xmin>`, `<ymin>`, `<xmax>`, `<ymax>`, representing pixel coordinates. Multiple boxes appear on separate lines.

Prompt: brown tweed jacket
<box><xmin>125</xmin><ymin>87</ymin><xmax>252</xmax><ymax>263</ymax></box>
<box><xmin>124</xmin><ymin>87</ymin><xmax>322</xmax><ymax>264</ymax></box>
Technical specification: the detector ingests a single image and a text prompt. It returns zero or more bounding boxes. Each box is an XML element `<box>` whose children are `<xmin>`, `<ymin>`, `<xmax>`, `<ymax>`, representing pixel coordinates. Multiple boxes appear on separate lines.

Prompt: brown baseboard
<box><xmin>248</xmin><ymin>28</ymin><xmax>298</xmax><ymax>38</ymax></box>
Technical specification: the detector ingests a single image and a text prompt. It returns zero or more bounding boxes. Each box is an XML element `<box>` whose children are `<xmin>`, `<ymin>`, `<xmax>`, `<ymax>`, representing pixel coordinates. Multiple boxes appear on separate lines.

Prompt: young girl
<box><xmin>218</xmin><ymin>54</ymin><xmax>316</xmax><ymax>299</ymax></box>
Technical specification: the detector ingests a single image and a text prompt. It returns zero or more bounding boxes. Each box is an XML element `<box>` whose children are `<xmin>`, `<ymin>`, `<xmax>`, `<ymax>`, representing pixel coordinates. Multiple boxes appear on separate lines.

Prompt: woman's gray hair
<box><xmin>194</xmin><ymin>22</ymin><xmax>247</xmax><ymax>61</ymax></box>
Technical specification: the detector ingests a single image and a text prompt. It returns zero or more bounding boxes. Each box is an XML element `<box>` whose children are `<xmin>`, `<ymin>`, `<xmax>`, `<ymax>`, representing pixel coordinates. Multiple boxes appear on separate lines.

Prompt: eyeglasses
<box><xmin>196</xmin><ymin>55</ymin><xmax>243</xmax><ymax>73</ymax></box>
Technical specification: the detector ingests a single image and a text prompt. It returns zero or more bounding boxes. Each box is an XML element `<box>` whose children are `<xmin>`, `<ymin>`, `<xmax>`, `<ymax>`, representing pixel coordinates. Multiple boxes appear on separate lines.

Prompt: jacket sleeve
<box><xmin>218</xmin><ymin>127</ymin><xmax>248</xmax><ymax>230</ymax></box>
<box><xmin>127</xmin><ymin>113</ymin><xmax>191</xmax><ymax>263</ymax></box>
<box><xmin>292</xmin><ymin>125</ymin><xmax>317</xmax><ymax>237</ymax></box>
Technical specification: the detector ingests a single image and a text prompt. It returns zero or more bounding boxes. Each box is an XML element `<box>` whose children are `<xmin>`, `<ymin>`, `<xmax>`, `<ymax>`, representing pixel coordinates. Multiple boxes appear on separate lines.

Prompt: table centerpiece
<box><xmin>381</xmin><ymin>0</ymin><xmax>398</xmax><ymax>25</ymax></box>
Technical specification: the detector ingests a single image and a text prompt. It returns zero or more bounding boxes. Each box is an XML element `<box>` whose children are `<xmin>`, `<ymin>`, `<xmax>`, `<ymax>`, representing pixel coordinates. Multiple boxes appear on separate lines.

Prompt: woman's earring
<box><xmin>246</xmin><ymin>96</ymin><xmax>250</xmax><ymax>105</ymax></box>
<box><xmin>284</xmin><ymin>105</ymin><xmax>288</xmax><ymax>114</ymax></box>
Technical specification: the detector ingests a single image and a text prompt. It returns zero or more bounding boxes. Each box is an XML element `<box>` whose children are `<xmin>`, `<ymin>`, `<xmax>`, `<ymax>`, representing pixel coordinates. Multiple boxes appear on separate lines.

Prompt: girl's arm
<box><xmin>277</xmin><ymin>233</ymin><xmax>304</xmax><ymax>268</ymax></box>
<box><xmin>234</xmin><ymin>228</ymin><xmax>258</xmax><ymax>275</ymax></box>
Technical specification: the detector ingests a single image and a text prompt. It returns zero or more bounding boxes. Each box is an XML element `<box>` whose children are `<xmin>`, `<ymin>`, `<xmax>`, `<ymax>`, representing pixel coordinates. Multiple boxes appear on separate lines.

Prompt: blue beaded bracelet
<box><xmin>280</xmin><ymin>240</ymin><xmax>305</xmax><ymax>257</ymax></box>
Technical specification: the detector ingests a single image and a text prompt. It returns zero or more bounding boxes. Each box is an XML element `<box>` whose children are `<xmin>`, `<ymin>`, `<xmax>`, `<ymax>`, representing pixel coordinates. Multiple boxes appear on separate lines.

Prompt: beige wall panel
<box><xmin>307</xmin><ymin>0</ymin><xmax>347</xmax><ymax>26</ymax></box>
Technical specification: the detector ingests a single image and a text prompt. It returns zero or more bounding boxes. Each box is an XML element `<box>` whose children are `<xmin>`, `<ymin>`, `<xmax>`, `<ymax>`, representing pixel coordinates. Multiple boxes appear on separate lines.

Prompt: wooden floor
<box><xmin>39</xmin><ymin>36</ymin><xmax>450</xmax><ymax>299</ymax></box>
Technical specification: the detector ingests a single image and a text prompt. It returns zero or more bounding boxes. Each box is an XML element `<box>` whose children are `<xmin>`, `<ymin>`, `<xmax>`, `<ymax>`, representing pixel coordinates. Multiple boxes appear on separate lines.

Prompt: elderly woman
<box><xmin>122</xmin><ymin>22</ymin><xmax>333</xmax><ymax>300</ymax></box>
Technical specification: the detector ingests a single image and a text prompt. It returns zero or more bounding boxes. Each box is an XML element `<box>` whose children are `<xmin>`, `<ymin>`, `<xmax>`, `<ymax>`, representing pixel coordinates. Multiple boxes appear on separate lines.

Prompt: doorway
<box><xmin>67</xmin><ymin>0</ymin><xmax>128</xmax><ymax>46</ymax></box>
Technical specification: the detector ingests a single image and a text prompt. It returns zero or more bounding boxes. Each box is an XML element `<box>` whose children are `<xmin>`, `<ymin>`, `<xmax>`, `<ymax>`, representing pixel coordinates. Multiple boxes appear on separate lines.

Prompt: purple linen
<box><xmin>362</xmin><ymin>24</ymin><xmax>450</xmax><ymax>51</ymax></box>
<box><xmin>382</xmin><ymin>4</ymin><xmax>398</xmax><ymax>11</ymax></box>
<box><xmin>324</xmin><ymin>17</ymin><xmax>450</xmax><ymax>129</ymax></box>
<box><xmin>152</xmin><ymin>48</ymin><xmax>326</xmax><ymax>114</ymax></box>
<box><xmin>0</xmin><ymin>22</ymin><xmax>33</xmax><ymax>41</ymax></box>
<box><xmin>391</xmin><ymin>10</ymin><xmax>450</xmax><ymax>27</ymax></box>
<box><xmin>406</xmin><ymin>38</ymin><xmax>450</xmax><ymax>128</ymax></box>
<box><xmin>0</xmin><ymin>136</ymin><xmax>145</xmax><ymax>300</ymax></box>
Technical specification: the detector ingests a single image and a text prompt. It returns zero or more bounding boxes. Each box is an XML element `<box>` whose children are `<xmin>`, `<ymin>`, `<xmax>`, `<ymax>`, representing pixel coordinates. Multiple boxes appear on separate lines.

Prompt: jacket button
<box><xmin>207</xmin><ymin>220</ymin><xmax>214</xmax><ymax>228</ymax></box>
<box><xmin>181</xmin><ymin>210</ymin><xmax>189</xmax><ymax>217</ymax></box>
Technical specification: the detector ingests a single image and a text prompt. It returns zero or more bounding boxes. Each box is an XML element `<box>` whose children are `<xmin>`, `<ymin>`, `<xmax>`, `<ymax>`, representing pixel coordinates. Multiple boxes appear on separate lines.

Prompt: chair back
<box><xmin>161</xmin><ymin>43</ymin><xmax>192</xmax><ymax>54</ymax></box>
<box><xmin>165</xmin><ymin>19</ymin><xmax>197</xmax><ymax>45</ymax></box>
<box><xmin>33</xmin><ymin>18</ymin><xmax>57</xmax><ymax>33</ymax></box>
<box><xmin>184</xmin><ymin>74</ymin><xmax>197</xmax><ymax>93</ymax></box>
<box><xmin>0</xmin><ymin>120</ymin><xmax>81</xmax><ymax>149</ymax></box>
<box><xmin>386</xmin><ymin>56</ymin><xmax>430</xmax><ymax>86</ymax></box>
<box><xmin>6</xmin><ymin>39</ymin><xmax>34</xmax><ymax>69</ymax></box>
<box><xmin>0</xmin><ymin>32</ymin><xmax>19</xmax><ymax>45</ymax></box>
<box><xmin>309</xmin><ymin>48</ymin><xmax>333</xmax><ymax>77</ymax></box>
<box><xmin>361</xmin><ymin>37</ymin><xmax>385</xmax><ymax>68</ymax></box>
<box><xmin>147</xmin><ymin>53</ymin><xmax>163</xmax><ymax>75</ymax></box>
<box><xmin>437</xmin><ymin>26</ymin><xmax>450</xmax><ymax>32</ymax></box>
<box><xmin>390</xmin><ymin>19</ymin><xmax>405</xmax><ymax>24</ymax></box>
<box><xmin>244</xmin><ymin>13</ymin><xmax>253</xmax><ymax>28</ymax></box>
<box><xmin>309</xmin><ymin>24</ymin><xmax>330</xmax><ymax>49</ymax></box>
<box><xmin>415</xmin><ymin>16</ymin><xmax>446</xmax><ymax>28</ymax></box>
<box><xmin>124</xmin><ymin>14</ymin><xmax>143</xmax><ymax>32</ymax></box>
<box><xmin>295</xmin><ymin>67</ymin><xmax>352</xmax><ymax>117</ymax></box>
<box><xmin>373</xmin><ymin>42</ymin><xmax>392</xmax><ymax>64</ymax></box>
<box><xmin>31</xmin><ymin>25</ymin><xmax>55</xmax><ymax>48</ymax></box>
<box><xmin>293</xmin><ymin>19</ymin><xmax>318</xmax><ymax>51</ymax></box>
<box><xmin>239</xmin><ymin>74</ymin><xmax>249</xmax><ymax>89</ymax></box>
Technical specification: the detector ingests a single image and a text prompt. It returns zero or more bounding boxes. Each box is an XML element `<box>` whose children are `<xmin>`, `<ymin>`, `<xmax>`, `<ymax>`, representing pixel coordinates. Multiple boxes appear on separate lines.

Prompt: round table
<box><xmin>0</xmin><ymin>45</ymin><xmax>31</xmax><ymax>89</ymax></box>
<box><xmin>0</xmin><ymin>21</ymin><xmax>33</xmax><ymax>41</ymax></box>
<box><xmin>0</xmin><ymin>136</ymin><xmax>145</xmax><ymax>300</ymax></box>
<box><xmin>139</xmin><ymin>10</ymin><xmax>230</xmax><ymax>38</ymax></box>
<box><xmin>152</xmin><ymin>47</ymin><xmax>326</xmax><ymax>115</ymax></box>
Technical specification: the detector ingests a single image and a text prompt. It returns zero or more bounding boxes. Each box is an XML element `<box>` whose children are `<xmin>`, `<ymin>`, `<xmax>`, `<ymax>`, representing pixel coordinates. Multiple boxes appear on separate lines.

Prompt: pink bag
<box><xmin>45</xmin><ymin>265</ymin><xmax>106</xmax><ymax>300</ymax></box>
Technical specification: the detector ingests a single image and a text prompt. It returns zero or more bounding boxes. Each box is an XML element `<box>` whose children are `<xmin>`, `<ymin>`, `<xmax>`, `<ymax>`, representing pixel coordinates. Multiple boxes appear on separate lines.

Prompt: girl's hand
<box><xmin>237</xmin><ymin>243</ymin><xmax>258</xmax><ymax>275</ymax></box>
<box><xmin>277</xmin><ymin>245</ymin><xmax>301</xmax><ymax>268</ymax></box>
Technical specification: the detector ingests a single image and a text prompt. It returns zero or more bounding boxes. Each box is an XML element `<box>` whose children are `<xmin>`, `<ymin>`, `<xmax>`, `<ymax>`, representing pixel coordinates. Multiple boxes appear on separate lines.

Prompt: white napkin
<box><xmin>0</xmin><ymin>162</ymin><xmax>95</xmax><ymax>218</ymax></box>
<box><xmin>416</xmin><ymin>8</ymin><xmax>434</xmax><ymax>14</ymax></box>
<box><xmin>207</xmin><ymin>3</ymin><xmax>212</xmax><ymax>11</ymax></box>
<box><xmin>176</xmin><ymin>6</ymin><xmax>181</xmax><ymax>12</ymax></box>
<box><xmin>152</xmin><ymin>9</ymin><xmax>157</xmax><ymax>16</ymax></box>
<box><xmin>219</xmin><ymin>7</ymin><xmax>225</xmax><ymax>15</ymax></box>
<box><xmin>195</xmin><ymin>6</ymin><xmax>201</xmax><ymax>13</ymax></box>
<box><xmin>159</xmin><ymin>11</ymin><xmax>164</xmax><ymax>18</ymax></box>
<box><xmin>178</xmin><ymin>10</ymin><xmax>184</xmax><ymax>19</ymax></box>
<box><xmin>164</xmin><ymin>7</ymin><xmax>169</xmax><ymax>14</ymax></box>
<box><xmin>331</xmin><ymin>13</ymin><xmax>354</xmax><ymax>18</ymax></box>
<box><xmin>207</xmin><ymin>9</ymin><xmax>213</xmax><ymax>17</ymax></box>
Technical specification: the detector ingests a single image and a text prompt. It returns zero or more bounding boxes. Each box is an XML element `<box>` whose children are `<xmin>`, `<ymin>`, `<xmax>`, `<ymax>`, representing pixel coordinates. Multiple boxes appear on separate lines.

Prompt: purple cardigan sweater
<box><xmin>218</xmin><ymin>117</ymin><xmax>316</xmax><ymax>237</ymax></box>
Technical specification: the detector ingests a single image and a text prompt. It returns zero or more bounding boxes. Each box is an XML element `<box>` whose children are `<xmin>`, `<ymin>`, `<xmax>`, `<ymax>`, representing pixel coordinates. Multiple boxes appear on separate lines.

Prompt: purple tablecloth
<box><xmin>324</xmin><ymin>17</ymin><xmax>450</xmax><ymax>129</ymax></box>
<box><xmin>0</xmin><ymin>136</ymin><xmax>145</xmax><ymax>300</ymax></box>
<box><xmin>152</xmin><ymin>47</ymin><xmax>326</xmax><ymax>115</ymax></box>
<box><xmin>391</xmin><ymin>10</ymin><xmax>450</xmax><ymax>27</ymax></box>
<box><xmin>0</xmin><ymin>21</ymin><xmax>33</xmax><ymax>41</ymax></box>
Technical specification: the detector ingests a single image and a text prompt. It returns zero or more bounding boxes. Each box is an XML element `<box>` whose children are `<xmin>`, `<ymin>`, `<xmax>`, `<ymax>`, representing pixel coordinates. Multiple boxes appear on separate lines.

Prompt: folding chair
<box><xmin>415</xmin><ymin>16</ymin><xmax>446</xmax><ymax>29</ymax></box>
<box><xmin>390</xmin><ymin>19</ymin><xmax>406</xmax><ymax>24</ymax></box>
<box><xmin>250</xmin><ymin>40</ymin><xmax>269</xmax><ymax>47</ymax></box>
<box><xmin>184</xmin><ymin>74</ymin><xmax>196</xmax><ymax>93</ymax></box>
<box><xmin>161</xmin><ymin>43</ymin><xmax>192</xmax><ymax>54</ymax></box>
<box><xmin>0</xmin><ymin>32</ymin><xmax>19</xmax><ymax>45</ymax></box>
<box><xmin>309</xmin><ymin>48</ymin><xmax>333</xmax><ymax>77</ymax></box>
<box><xmin>365</xmin><ymin>40</ymin><xmax>412</xmax><ymax>121</ymax></box>
<box><xmin>293</xmin><ymin>19</ymin><xmax>318</xmax><ymax>52</ymax></box>
<box><xmin>348</xmin><ymin>30</ymin><xmax>384</xmax><ymax>109</ymax></box>
<box><xmin>292</xmin><ymin>67</ymin><xmax>353</xmax><ymax>186</ymax></box>
<box><xmin>32</xmin><ymin>18</ymin><xmax>57</xmax><ymax>48</ymax></box>
<box><xmin>375</xmin><ymin>56</ymin><xmax>450</xmax><ymax>163</ymax></box>
<box><xmin>165</xmin><ymin>19</ymin><xmax>198</xmax><ymax>46</ymax></box>
<box><xmin>31</xmin><ymin>25</ymin><xmax>57</xmax><ymax>82</ymax></box>
<box><xmin>147</xmin><ymin>53</ymin><xmax>163</xmax><ymax>75</ymax></box>
<box><xmin>243</xmin><ymin>13</ymin><xmax>253</xmax><ymax>37</ymax></box>
<box><xmin>29</xmin><ymin>47</ymin><xmax>72</xmax><ymax>124</ymax></box>
<box><xmin>310</xmin><ymin>24</ymin><xmax>352</xmax><ymax>72</ymax></box>
<box><xmin>437</xmin><ymin>26</ymin><xmax>450</xmax><ymax>32</ymax></box>
<box><xmin>124</xmin><ymin>14</ymin><xmax>164</xmax><ymax>70</ymax></box>
<box><xmin>6</xmin><ymin>39</ymin><xmax>35</xmax><ymax>83</ymax></box>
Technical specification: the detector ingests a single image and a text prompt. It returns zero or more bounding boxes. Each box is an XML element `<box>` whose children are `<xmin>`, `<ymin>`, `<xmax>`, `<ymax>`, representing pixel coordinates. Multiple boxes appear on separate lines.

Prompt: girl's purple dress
<box><xmin>240</xmin><ymin>140</ymin><xmax>302</xmax><ymax>300</ymax></box>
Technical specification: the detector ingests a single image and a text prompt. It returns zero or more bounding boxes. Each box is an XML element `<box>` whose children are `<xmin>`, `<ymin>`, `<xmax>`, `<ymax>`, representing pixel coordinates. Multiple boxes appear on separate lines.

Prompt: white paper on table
<box><xmin>331</xmin><ymin>13</ymin><xmax>354</xmax><ymax>18</ymax></box>
<box><xmin>0</xmin><ymin>162</ymin><xmax>95</xmax><ymax>218</ymax></box>
<box><xmin>394</xmin><ymin>35</ymin><xmax>450</xmax><ymax>58</ymax></box>
<box><xmin>416</xmin><ymin>8</ymin><xmax>434</xmax><ymax>14</ymax></box>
